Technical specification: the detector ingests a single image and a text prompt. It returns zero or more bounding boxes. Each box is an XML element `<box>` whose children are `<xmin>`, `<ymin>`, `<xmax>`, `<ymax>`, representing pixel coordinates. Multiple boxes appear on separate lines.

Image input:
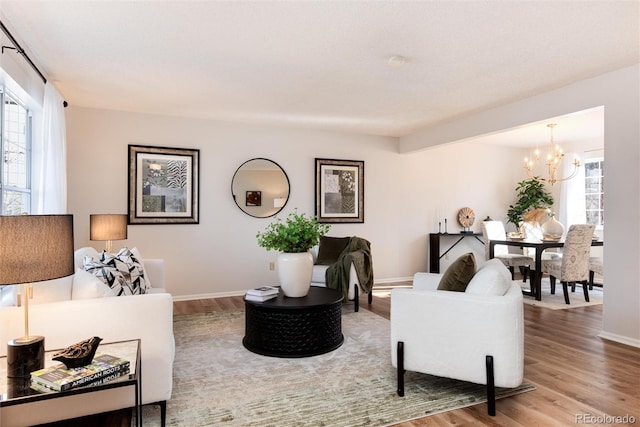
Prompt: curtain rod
<box><xmin>0</xmin><ymin>20</ymin><xmax>68</xmax><ymax>107</ymax></box>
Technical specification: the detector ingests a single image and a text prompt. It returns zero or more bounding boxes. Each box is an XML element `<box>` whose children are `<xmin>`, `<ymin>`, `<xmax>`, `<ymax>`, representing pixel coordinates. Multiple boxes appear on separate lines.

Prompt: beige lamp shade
<box><xmin>90</xmin><ymin>214</ymin><xmax>128</xmax><ymax>241</ymax></box>
<box><xmin>0</xmin><ymin>215</ymin><xmax>75</xmax><ymax>285</ymax></box>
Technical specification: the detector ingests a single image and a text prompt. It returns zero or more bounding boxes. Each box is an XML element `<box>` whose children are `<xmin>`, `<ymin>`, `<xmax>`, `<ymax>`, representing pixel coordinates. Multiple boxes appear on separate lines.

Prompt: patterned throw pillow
<box><xmin>83</xmin><ymin>247</ymin><xmax>149</xmax><ymax>296</ymax></box>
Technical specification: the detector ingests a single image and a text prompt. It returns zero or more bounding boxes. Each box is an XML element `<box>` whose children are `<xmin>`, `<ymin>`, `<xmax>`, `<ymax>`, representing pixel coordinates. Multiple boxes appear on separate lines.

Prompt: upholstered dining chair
<box><xmin>481</xmin><ymin>221</ymin><xmax>533</xmax><ymax>282</ymax></box>
<box><xmin>542</xmin><ymin>224</ymin><xmax>595</xmax><ymax>304</ymax></box>
<box><xmin>588</xmin><ymin>256</ymin><xmax>603</xmax><ymax>290</ymax></box>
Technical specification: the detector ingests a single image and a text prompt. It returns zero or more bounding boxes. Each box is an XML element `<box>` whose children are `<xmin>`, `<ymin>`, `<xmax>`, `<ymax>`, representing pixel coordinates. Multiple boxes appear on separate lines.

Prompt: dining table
<box><xmin>489</xmin><ymin>237</ymin><xmax>603</xmax><ymax>301</ymax></box>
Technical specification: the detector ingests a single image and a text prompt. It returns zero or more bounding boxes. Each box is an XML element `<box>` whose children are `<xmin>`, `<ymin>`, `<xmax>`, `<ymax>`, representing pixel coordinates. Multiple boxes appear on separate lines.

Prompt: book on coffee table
<box><xmin>246</xmin><ymin>286</ymin><xmax>279</xmax><ymax>297</ymax></box>
<box><xmin>245</xmin><ymin>293</ymin><xmax>278</xmax><ymax>302</ymax></box>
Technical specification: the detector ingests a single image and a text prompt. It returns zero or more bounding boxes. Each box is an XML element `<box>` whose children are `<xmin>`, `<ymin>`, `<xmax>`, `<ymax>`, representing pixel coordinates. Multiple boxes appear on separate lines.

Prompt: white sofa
<box><xmin>390</xmin><ymin>258</ymin><xmax>524</xmax><ymax>415</ymax></box>
<box><xmin>0</xmin><ymin>247</ymin><xmax>174</xmax><ymax>426</ymax></box>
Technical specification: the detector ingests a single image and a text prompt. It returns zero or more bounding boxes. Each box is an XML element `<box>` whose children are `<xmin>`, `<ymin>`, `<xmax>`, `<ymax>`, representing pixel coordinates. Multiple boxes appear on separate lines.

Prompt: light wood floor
<box><xmin>174</xmin><ymin>283</ymin><xmax>640</xmax><ymax>426</ymax></box>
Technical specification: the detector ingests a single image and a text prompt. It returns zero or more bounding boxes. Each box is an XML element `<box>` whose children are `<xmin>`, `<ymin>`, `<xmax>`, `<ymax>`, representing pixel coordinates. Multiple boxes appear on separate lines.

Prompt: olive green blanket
<box><xmin>326</xmin><ymin>236</ymin><xmax>373</xmax><ymax>300</ymax></box>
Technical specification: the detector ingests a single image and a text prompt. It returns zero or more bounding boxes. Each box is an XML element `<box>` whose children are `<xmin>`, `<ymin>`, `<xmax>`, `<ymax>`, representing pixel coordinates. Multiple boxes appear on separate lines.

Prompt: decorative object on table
<box><xmin>52</xmin><ymin>336</ymin><xmax>103</xmax><ymax>368</ymax></box>
<box><xmin>245</xmin><ymin>191</ymin><xmax>262</xmax><ymax>206</ymax></box>
<box><xmin>245</xmin><ymin>286</ymin><xmax>279</xmax><ymax>302</ymax></box>
<box><xmin>128</xmin><ymin>144</ymin><xmax>199</xmax><ymax>224</ymax></box>
<box><xmin>90</xmin><ymin>214</ymin><xmax>128</xmax><ymax>252</ymax></box>
<box><xmin>31</xmin><ymin>353</ymin><xmax>130</xmax><ymax>392</ymax></box>
<box><xmin>256</xmin><ymin>211</ymin><xmax>330</xmax><ymax>297</ymax></box>
<box><xmin>315</xmin><ymin>158</ymin><xmax>364</xmax><ymax>223</ymax></box>
<box><xmin>0</xmin><ymin>215</ymin><xmax>74</xmax><ymax>378</ymax></box>
<box><xmin>523</xmin><ymin>123</ymin><xmax>581</xmax><ymax>185</ymax></box>
<box><xmin>457</xmin><ymin>207</ymin><xmax>475</xmax><ymax>233</ymax></box>
<box><xmin>506</xmin><ymin>177</ymin><xmax>554</xmax><ymax>226</ymax></box>
<box><xmin>541</xmin><ymin>213</ymin><xmax>565</xmax><ymax>239</ymax></box>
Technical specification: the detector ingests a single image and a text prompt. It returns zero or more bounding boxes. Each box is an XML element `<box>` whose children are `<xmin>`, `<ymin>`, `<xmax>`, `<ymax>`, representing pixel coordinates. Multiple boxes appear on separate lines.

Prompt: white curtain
<box><xmin>32</xmin><ymin>83</ymin><xmax>67</xmax><ymax>214</ymax></box>
<box><xmin>558</xmin><ymin>151</ymin><xmax>586</xmax><ymax>230</ymax></box>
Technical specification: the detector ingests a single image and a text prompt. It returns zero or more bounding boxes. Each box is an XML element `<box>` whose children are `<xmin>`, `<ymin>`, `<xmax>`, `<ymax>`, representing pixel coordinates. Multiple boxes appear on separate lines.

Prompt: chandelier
<box><xmin>523</xmin><ymin>123</ymin><xmax>580</xmax><ymax>185</ymax></box>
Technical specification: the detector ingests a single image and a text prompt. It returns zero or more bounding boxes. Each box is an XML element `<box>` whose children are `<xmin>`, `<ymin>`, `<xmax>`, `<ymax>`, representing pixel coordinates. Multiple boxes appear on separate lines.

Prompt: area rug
<box><xmin>140</xmin><ymin>308</ymin><xmax>534</xmax><ymax>426</ymax></box>
<box><xmin>521</xmin><ymin>278</ymin><xmax>603</xmax><ymax>310</ymax></box>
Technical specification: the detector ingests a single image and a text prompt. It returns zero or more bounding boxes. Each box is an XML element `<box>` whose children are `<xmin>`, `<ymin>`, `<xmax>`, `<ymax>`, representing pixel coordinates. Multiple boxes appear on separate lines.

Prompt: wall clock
<box><xmin>458</xmin><ymin>207</ymin><xmax>475</xmax><ymax>230</ymax></box>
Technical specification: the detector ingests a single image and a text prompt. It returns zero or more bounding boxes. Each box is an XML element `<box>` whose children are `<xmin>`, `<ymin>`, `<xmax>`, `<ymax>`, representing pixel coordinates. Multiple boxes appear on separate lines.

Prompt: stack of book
<box><xmin>245</xmin><ymin>286</ymin><xmax>279</xmax><ymax>302</ymax></box>
<box><xmin>31</xmin><ymin>353</ymin><xmax>130</xmax><ymax>392</ymax></box>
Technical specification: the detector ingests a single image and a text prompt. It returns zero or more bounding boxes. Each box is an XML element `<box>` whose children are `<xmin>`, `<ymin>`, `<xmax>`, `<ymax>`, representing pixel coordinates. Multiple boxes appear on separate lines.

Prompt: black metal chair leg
<box><xmin>397</xmin><ymin>341</ymin><xmax>405</xmax><ymax>397</ymax></box>
<box><xmin>508</xmin><ymin>266</ymin><xmax>515</xmax><ymax>280</ymax></box>
<box><xmin>486</xmin><ymin>355</ymin><xmax>496</xmax><ymax>416</ymax></box>
<box><xmin>160</xmin><ymin>400</ymin><xmax>167</xmax><ymax>427</ymax></box>
<box><xmin>353</xmin><ymin>285</ymin><xmax>359</xmax><ymax>312</ymax></box>
<box><xmin>589</xmin><ymin>270</ymin><xmax>595</xmax><ymax>290</ymax></box>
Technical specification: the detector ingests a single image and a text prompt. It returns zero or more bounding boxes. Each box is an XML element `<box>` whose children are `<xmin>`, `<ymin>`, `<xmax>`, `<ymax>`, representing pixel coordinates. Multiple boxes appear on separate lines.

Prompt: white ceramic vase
<box><xmin>277</xmin><ymin>252</ymin><xmax>313</xmax><ymax>297</ymax></box>
<box><xmin>541</xmin><ymin>216</ymin><xmax>565</xmax><ymax>238</ymax></box>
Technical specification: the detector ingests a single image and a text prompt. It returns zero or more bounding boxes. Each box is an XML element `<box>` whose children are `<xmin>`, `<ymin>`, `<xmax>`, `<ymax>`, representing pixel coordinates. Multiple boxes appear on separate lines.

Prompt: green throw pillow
<box><xmin>316</xmin><ymin>236</ymin><xmax>350</xmax><ymax>265</ymax></box>
<box><xmin>437</xmin><ymin>253</ymin><xmax>477</xmax><ymax>292</ymax></box>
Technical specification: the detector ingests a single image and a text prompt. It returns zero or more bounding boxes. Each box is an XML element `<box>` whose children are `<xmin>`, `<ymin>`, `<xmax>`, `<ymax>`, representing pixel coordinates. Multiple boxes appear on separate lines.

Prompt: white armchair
<box><xmin>310</xmin><ymin>236</ymin><xmax>373</xmax><ymax>312</ymax></box>
<box><xmin>390</xmin><ymin>259</ymin><xmax>524</xmax><ymax>415</ymax></box>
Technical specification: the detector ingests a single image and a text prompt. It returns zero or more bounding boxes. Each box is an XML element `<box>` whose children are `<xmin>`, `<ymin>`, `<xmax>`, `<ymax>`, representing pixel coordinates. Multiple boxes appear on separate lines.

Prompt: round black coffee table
<box><xmin>243</xmin><ymin>286</ymin><xmax>344</xmax><ymax>357</ymax></box>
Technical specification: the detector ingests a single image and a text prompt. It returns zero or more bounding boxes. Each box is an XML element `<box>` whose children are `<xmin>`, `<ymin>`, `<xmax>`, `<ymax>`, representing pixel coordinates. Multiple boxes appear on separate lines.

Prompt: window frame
<box><xmin>584</xmin><ymin>157</ymin><xmax>604</xmax><ymax>229</ymax></box>
<box><xmin>0</xmin><ymin>87</ymin><xmax>33</xmax><ymax>215</ymax></box>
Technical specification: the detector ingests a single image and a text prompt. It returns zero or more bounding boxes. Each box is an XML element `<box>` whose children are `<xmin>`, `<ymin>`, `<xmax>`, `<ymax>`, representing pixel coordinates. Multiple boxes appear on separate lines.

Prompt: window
<box><xmin>1</xmin><ymin>88</ymin><xmax>32</xmax><ymax>215</ymax></box>
<box><xmin>584</xmin><ymin>158</ymin><xmax>604</xmax><ymax>227</ymax></box>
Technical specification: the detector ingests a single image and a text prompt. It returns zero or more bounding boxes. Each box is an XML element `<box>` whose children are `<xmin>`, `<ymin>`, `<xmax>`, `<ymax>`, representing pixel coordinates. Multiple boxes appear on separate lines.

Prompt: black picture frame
<box><xmin>128</xmin><ymin>145</ymin><xmax>199</xmax><ymax>224</ymax></box>
<box><xmin>246</xmin><ymin>191</ymin><xmax>262</xmax><ymax>206</ymax></box>
<box><xmin>315</xmin><ymin>158</ymin><xmax>364</xmax><ymax>223</ymax></box>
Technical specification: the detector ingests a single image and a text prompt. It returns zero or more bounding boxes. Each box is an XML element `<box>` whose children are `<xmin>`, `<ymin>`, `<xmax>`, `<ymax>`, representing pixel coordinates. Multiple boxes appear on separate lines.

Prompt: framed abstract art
<box><xmin>128</xmin><ymin>145</ymin><xmax>200</xmax><ymax>224</ymax></box>
<box><xmin>315</xmin><ymin>158</ymin><xmax>364</xmax><ymax>223</ymax></box>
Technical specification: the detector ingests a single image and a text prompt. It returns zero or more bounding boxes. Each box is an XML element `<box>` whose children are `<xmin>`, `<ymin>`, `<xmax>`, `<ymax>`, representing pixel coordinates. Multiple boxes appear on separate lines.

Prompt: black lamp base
<box><xmin>7</xmin><ymin>336</ymin><xmax>45</xmax><ymax>378</ymax></box>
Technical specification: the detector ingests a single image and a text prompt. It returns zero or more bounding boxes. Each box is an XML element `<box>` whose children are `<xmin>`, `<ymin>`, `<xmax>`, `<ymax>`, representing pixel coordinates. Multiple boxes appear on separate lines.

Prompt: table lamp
<box><xmin>90</xmin><ymin>214</ymin><xmax>128</xmax><ymax>252</ymax></box>
<box><xmin>0</xmin><ymin>214</ymin><xmax>74</xmax><ymax>378</ymax></box>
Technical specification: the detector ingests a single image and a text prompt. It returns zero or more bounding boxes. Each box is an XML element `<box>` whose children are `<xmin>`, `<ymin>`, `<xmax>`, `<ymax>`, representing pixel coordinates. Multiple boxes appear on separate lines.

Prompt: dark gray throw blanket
<box><xmin>326</xmin><ymin>236</ymin><xmax>373</xmax><ymax>300</ymax></box>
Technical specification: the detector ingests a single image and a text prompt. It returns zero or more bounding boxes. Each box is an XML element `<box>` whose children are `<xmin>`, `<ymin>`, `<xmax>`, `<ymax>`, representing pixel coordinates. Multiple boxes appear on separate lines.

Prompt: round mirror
<box><xmin>231</xmin><ymin>158</ymin><xmax>290</xmax><ymax>218</ymax></box>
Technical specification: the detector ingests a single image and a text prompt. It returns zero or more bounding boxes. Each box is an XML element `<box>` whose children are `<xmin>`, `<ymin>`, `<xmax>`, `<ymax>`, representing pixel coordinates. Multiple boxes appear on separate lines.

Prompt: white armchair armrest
<box><xmin>412</xmin><ymin>272</ymin><xmax>442</xmax><ymax>291</ymax></box>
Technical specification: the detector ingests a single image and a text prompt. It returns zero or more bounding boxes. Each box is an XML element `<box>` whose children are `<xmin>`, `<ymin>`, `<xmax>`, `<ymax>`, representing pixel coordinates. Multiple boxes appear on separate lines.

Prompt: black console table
<box><xmin>429</xmin><ymin>232</ymin><xmax>484</xmax><ymax>273</ymax></box>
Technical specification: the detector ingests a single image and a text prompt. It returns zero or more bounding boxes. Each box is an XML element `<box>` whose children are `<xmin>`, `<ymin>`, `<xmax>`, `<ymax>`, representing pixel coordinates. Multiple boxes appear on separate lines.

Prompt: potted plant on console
<box><xmin>257</xmin><ymin>211</ymin><xmax>330</xmax><ymax>297</ymax></box>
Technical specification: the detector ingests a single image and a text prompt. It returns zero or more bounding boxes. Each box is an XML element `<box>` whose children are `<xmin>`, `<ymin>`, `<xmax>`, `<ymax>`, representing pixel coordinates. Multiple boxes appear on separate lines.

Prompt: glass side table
<box><xmin>0</xmin><ymin>339</ymin><xmax>141</xmax><ymax>427</ymax></box>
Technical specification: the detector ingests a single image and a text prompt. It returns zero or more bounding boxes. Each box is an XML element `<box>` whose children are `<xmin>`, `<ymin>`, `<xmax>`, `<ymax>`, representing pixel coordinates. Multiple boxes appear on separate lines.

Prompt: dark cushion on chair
<box><xmin>316</xmin><ymin>236</ymin><xmax>351</xmax><ymax>265</ymax></box>
<box><xmin>437</xmin><ymin>253</ymin><xmax>477</xmax><ymax>292</ymax></box>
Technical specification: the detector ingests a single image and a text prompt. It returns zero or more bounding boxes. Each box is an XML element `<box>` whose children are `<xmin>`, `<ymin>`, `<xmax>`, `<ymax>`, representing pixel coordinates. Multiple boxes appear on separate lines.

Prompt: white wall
<box><xmin>66</xmin><ymin>108</ymin><xmax>526</xmax><ymax>297</ymax></box>
<box><xmin>400</xmin><ymin>64</ymin><xmax>640</xmax><ymax>347</ymax></box>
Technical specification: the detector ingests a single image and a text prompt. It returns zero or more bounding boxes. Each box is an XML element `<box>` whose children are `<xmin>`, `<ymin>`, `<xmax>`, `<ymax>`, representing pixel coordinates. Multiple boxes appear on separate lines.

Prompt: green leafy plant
<box><xmin>507</xmin><ymin>177</ymin><xmax>554</xmax><ymax>225</ymax></box>
<box><xmin>256</xmin><ymin>211</ymin><xmax>331</xmax><ymax>253</ymax></box>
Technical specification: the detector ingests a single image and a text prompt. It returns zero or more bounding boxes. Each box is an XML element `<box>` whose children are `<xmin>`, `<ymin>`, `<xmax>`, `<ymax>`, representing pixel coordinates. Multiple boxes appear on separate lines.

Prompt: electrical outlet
<box><xmin>269</xmin><ymin>262</ymin><xmax>275</xmax><ymax>271</ymax></box>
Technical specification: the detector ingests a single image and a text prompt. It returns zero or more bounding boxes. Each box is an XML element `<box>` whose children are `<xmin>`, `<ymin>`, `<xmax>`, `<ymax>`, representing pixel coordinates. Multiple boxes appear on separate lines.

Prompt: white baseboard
<box><xmin>598</xmin><ymin>331</ymin><xmax>640</xmax><ymax>348</ymax></box>
<box><xmin>171</xmin><ymin>278</ymin><xmax>414</xmax><ymax>302</ymax></box>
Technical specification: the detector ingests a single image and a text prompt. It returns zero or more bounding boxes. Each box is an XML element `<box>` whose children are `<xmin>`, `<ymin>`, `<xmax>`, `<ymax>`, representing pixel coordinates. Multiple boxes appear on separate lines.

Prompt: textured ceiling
<box><xmin>0</xmin><ymin>1</ymin><xmax>638</xmax><ymax>139</ymax></box>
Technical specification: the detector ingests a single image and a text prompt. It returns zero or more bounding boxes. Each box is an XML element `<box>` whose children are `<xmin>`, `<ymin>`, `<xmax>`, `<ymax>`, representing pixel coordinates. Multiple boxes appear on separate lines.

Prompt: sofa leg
<box><xmin>368</xmin><ymin>290</ymin><xmax>373</xmax><ymax>305</ymax></box>
<box><xmin>486</xmin><ymin>355</ymin><xmax>496</xmax><ymax>416</ymax></box>
<box><xmin>354</xmin><ymin>285</ymin><xmax>359</xmax><ymax>312</ymax></box>
<box><xmin>397</xmin><ymin>341</ymin><xmax>405</xmax><ymax>397</ymax></box>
